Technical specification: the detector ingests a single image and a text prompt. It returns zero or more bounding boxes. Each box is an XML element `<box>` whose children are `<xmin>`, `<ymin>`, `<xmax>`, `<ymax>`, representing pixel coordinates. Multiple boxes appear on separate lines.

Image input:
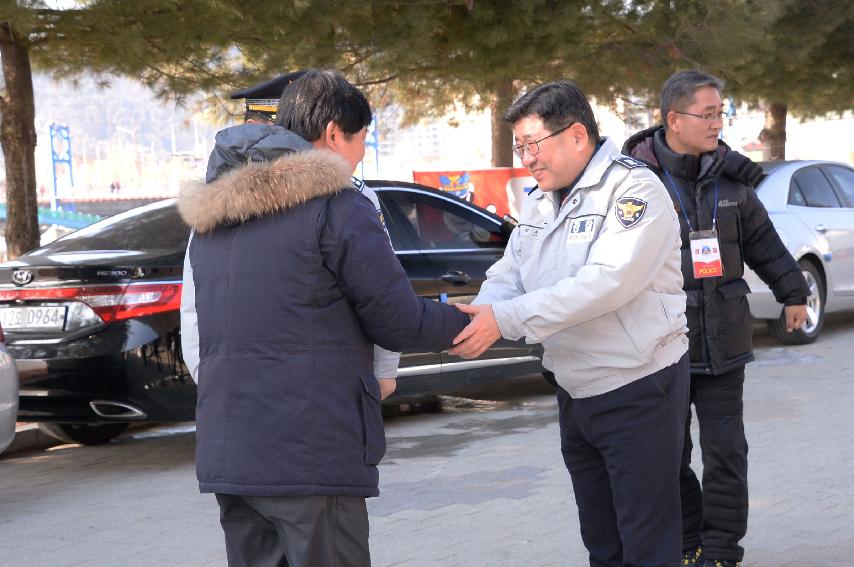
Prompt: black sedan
<box><xmin>0</xmin><ymin>181</ymin><xmax>544</xmax><ymax>445</ymax></box>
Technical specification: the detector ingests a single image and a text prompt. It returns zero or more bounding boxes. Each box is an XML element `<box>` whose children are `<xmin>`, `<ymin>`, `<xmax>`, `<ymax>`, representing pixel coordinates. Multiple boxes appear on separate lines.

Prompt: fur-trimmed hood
<box><xmin>178</xmin><ymin>149</ymin><xmax>353</xmax><ymax>233</ymax></box>
<box><xmin>204</xmin><ymin>123</ymin><xmax>313</xmax><ymax>183</ymax></box>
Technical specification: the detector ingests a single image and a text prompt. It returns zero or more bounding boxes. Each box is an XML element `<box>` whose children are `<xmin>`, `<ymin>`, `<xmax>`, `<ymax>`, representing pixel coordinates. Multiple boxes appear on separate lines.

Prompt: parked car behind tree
<box><xmin>745</xmin><ymin>161</ymin><xmax>854</xmax><ymax>344</ymax></box>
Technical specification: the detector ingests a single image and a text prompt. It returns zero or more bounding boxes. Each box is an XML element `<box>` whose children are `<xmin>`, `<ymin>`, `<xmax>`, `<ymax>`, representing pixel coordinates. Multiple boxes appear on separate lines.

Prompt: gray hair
<box><xmin>660</xmin><ymin>70</ymin><xmax>724</xmax><ymax>127</ymax></box>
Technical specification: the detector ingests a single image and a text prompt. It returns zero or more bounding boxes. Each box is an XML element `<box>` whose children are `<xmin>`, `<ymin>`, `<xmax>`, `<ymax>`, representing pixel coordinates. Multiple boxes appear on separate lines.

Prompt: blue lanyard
<box><xmin>663</xmin><ymin>170</ymin><xmax>719</xmax><ymax>232</ymax></box>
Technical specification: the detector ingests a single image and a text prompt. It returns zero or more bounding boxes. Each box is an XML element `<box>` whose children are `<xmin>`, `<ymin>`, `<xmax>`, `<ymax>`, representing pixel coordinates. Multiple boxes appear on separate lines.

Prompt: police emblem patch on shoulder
<box><xmin>613</xmin><ymin>156</ymin><xmax>647</xmax><ymax>169</ymax></box>
<box><xmin>615</xmin><ymin>197</ymin><xmax>647</xmax><ymax>228</ymax></box>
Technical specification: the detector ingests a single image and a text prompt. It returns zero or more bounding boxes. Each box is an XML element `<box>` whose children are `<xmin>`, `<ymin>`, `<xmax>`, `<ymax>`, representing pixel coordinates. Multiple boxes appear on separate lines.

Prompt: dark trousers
<box><xmin>215</xmin><ymin>494</ymin><xmax>371</xmax><ymax>567</ymax></box>
<box><xmin>557</xmin><ymin>354</ymin><xmax>690</xmax><ymax>567</ymax></box>
<box><xmin>681</xmin><ymin>366</ymin><xmax>748</xmax><ymax>562</ymax></box>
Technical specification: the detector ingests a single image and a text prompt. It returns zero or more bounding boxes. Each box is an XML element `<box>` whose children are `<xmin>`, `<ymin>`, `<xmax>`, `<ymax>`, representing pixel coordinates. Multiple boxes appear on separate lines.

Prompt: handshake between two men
<box><xmin>448</xmin><ymin>303</ymin><xmax>502</xmax><ymax>360</ymax></box>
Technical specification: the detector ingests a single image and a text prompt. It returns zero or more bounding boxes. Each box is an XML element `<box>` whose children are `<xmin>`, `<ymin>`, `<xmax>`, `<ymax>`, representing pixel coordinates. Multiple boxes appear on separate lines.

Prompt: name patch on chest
<box><xmin>566</xmin><ymin>216</ymin><xmax>597</xmax><ymax>243</ymax></box>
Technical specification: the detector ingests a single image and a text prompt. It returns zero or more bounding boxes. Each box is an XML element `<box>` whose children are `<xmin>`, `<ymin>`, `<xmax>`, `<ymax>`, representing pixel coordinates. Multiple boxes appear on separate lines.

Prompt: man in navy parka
<box><xmin>178</xmin><ymin>70</ymin><xmax>469</xmax><ymax>567</ymax></box>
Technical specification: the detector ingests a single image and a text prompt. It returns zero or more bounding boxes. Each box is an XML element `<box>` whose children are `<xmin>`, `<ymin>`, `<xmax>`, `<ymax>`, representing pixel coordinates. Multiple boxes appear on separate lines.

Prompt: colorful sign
<box><xmin>412</xmin><ymin>168</ymin><xmax>536</xmax><ymax>218</ymax></box>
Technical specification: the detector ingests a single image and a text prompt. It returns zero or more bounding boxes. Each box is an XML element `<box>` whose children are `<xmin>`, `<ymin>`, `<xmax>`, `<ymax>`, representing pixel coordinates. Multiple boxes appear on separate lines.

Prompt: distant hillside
<box><xmin>1</xmin><ymin>74</ymin><xmax>234</xmax><ymax>172</ymax></box>
<box><xmin>31</xmin><ymin>73</ymin><xmax>229</xmax><ymax>157</ymax></box>
<box><xmin>0</xmin><ymin>73</ymin><xmax>243</xmax><ymax>194</ymax></box>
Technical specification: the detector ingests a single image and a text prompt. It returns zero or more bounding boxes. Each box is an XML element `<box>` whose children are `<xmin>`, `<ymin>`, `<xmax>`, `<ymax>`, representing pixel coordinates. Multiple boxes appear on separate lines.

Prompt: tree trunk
<box><xmin>760</xmin><ymin>102</ymin><xmax>787</xmax><ymax>161</ymax></box>
<box><xmin>0</xmin><ymin>27</ymin><xmax>40</xmax><ymax>259</ymax></box>
<box><xmin>490</xmin><ymin>79</ymin><xmax>515</xmax><ymax>167</ymax></box>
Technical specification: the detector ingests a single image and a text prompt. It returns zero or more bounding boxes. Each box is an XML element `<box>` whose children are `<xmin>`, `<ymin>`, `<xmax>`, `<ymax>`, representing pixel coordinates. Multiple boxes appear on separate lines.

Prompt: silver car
<box><xmin>1</xmin><ymin>323</ymin><xmax>19</xmax><ymax>454</ymax></box>
<box><xmin>745</xmin><ymin>160</ymin><xmax>854</xmax><ymax>344</ymax></box>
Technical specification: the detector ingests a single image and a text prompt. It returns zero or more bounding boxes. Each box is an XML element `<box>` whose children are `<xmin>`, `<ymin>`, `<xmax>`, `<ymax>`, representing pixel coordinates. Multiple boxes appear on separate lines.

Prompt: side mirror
<box><xmin>500</xmin><ymin>214</ymin><xmax>518</xmax><ymax>236</ymax></box>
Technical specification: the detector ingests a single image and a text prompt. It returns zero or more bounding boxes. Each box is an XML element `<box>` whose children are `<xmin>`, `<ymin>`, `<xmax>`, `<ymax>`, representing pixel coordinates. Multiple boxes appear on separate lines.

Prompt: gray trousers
<box><xmin>215</xmin><ymin>494</ymin><xmax>371</xmax><ymax>567</ymax></box>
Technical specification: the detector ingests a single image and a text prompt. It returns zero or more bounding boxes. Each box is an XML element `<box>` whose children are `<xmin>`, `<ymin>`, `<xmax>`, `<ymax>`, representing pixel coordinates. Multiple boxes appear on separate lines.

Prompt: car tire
<box><xmin>542</xmin><ymin>371</ymin><xmax>557</xmax><ymax>388</ymax></box>
<box><xmin>766</xmin><ymin>260</ymin><xmax>825</xmax><ymax>345</ymax></box>
<box><xmin>38</xmin><ymin>422</ymin><xmax>129</xmax><ymax>445</ymax></box>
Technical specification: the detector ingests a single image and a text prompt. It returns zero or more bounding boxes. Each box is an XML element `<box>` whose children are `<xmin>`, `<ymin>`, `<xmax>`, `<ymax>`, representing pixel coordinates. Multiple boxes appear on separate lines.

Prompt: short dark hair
<box><xmin>503</xmin><ymin>80</ymin><xmax>600</xmax><ymax>144</ymax></box>
<box><xmin>275</xmin><ymin>69</ymin><xmax>372</xmax><ymax>142</ymax></box>
<box><xmin>243</xmin><ymin>110</ymin><xmax>273</xmax><ymax>124</ymax></box>
<box><xmin>660</xmin><ymin>70</ymin><xmax>724</xmax><ymax>127</ymax></box>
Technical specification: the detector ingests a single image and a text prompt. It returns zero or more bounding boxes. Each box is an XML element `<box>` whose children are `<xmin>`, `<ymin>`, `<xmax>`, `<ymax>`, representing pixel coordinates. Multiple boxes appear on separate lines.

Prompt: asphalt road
<box><xmin>1</xmin><ymin>314</ymin><xmax>853</xmax><ymax>566</ymax></box>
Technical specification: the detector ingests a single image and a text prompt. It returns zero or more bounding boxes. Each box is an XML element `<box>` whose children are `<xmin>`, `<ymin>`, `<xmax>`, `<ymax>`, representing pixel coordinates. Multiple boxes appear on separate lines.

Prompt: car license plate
<box><xmin>0</xmin><ymin>306</ymin><xmax>67</xmax><ymax>331</ymax></box>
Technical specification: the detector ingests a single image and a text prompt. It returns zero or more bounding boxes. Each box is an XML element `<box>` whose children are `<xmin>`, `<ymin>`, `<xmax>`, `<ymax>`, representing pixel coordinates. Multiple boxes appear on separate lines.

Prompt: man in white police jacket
<box><xmin>449</xmin><ymin>81</ymin><xmax>690</xmax><ymax>567</ymax></box>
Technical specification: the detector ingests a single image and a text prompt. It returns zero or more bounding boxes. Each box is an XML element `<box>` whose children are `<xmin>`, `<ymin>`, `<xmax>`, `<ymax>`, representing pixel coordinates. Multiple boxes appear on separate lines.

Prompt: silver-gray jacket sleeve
<box><xmin>179</xmin><ymin>232</ymin><xmax>200</xmax><ymax>383</ymax></box>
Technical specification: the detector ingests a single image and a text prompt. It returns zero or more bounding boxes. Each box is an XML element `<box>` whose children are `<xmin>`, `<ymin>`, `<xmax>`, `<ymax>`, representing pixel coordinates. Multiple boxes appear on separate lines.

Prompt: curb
<box><xmin>3</xmin><ymin>422</ymin><xmax>171</xmax><ymax>457</ymax></box>
<box><xmin>5</xmin><ymin>424</ymin><xmax>61</xmax><ymax>456</ymax></box>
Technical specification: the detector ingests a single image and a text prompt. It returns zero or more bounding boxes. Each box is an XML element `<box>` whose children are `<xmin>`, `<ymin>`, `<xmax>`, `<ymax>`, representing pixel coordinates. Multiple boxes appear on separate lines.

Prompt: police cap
<box><xmin>230</xmin><ymin>71</ymin><xmax>307</xmax><ymax>122</ymax></box>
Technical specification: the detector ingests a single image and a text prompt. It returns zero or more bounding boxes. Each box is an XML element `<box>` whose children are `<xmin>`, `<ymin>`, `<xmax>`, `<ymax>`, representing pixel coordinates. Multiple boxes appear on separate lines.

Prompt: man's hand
<box><xmin>448</xmin><ymin>303</ymin><xmax>502</xmax><ymax>359</ymax></box>
<box><xmin>785</xmin><ymin>304</ymin><xmax>808</xmax><ymax>333</ymax></box>
<box><xmin>378</xmin><ymin>378</ymin><xmax>397</xmax><ymax>400</ymax></box>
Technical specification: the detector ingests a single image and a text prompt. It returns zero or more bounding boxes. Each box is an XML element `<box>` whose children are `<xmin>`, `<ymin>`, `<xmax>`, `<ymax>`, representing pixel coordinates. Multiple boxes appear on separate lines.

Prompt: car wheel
<box><xmin>38</xmin><ymin>422</ymin><xmax>129</xmax><ymax>445</ymax></box>
<box><xmin>766</xmin><ymin>260</ymin><xmax>825</xmax><ymax>345</ymax></box>
<box><xmin>542</xmin><ymin>371</ymin><xmax>557</xmax><ymax>388</ymax></box>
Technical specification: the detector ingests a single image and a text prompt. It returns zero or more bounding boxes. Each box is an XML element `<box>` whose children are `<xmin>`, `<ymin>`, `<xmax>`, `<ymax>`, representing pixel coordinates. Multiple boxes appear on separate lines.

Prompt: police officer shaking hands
<box><xmin>450</xmin><ymin>81</ymin><xmax>691</xmax><ymax>567</ymax></box>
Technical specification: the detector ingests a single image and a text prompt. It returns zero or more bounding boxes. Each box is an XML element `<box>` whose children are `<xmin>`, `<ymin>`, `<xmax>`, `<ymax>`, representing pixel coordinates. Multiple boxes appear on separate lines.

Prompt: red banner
<box><xmin>412</xmin><ymin>168</ymin><xmax>535</xmax><ymax>218</ymax></box>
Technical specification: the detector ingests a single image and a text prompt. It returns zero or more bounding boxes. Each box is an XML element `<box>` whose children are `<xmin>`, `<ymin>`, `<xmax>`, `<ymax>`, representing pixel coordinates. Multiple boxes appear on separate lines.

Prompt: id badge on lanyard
<box><xmin>689</xmin><ymin>229</ymin><xmax>723</xmax><ymax>278</ymax></box>
<box><xmin>664</xmin><ymin>170</ymin><xmax>724</xmax><ymax>279</ymax></box>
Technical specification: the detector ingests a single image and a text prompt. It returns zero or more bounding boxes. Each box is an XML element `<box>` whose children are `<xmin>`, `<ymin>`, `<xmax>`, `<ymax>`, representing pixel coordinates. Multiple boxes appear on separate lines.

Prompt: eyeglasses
<box><xmin>674</xmin><ymin>110</ymin><xmax>729</xmax><ymax>122</ymax></box>
<box><xmin>512</xmin><ymin>123</ymin><xmax>574</xmax><ymax>158</ymax></box>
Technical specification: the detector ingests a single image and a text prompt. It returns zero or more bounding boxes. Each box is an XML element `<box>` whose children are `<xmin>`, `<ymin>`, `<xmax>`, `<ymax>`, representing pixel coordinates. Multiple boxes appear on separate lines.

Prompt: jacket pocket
<box><xmin>716</xmin><ymin>279</ymin><xmax>753</xmax><ymax>360</ymax></box>
<box><xmin>359</xmin><ymin>374</ymin><xmax>386</xmax><ymax>465</ymax></box>
<box><xmin>615</xmin><ymin>291</ymin><xmax>661</xmax><ymax>357</ymax></box>
<box><xmin>717</xmin><ymin>278</ymin><xmax>751</xmax><ymax>299</ymax></box>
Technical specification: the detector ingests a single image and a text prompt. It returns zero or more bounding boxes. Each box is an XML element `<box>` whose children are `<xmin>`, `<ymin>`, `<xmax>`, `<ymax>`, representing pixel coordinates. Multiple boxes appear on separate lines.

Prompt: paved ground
<box><xmin>1</xmin><ymin>314</ymin><xmax>853</xmax><ymax>566</ymax></box>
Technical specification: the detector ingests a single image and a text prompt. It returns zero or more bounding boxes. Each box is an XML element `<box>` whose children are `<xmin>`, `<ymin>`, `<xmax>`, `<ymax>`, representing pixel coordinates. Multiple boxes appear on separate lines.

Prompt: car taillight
<box><xmin>0</xmin><ymin>283</ymin><xmax>182</xmax><ymax>323</ymax></box>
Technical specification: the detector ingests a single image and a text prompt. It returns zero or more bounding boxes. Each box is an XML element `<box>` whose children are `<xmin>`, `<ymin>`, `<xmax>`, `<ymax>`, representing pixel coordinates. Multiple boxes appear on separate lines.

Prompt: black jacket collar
<box><xmin>652</xmin><ymin>128</ymin><xmax>725</xmax><ymax>183</ymax></box>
